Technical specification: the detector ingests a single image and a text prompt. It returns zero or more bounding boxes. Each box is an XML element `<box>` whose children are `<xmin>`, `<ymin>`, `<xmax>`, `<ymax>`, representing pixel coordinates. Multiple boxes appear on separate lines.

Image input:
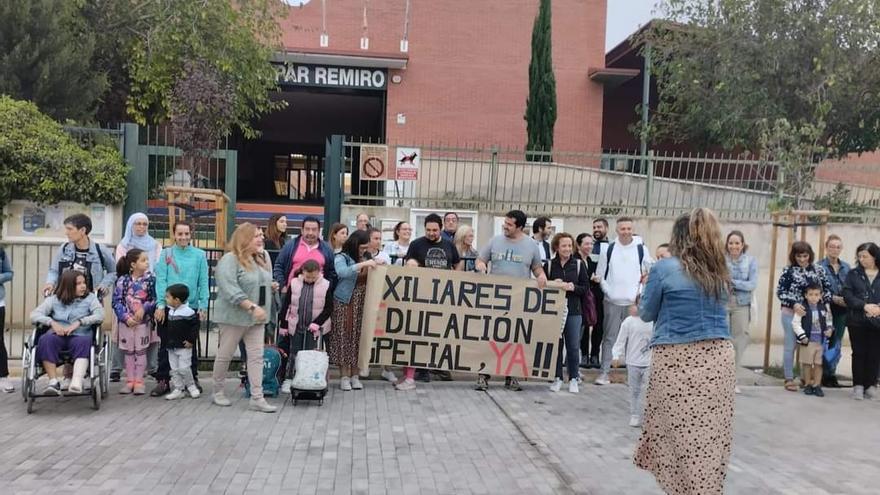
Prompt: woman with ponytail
<box><xmin>634</xmin><ymin>208</ymin><xmax>735</xmax><ymax>495</ymax></box>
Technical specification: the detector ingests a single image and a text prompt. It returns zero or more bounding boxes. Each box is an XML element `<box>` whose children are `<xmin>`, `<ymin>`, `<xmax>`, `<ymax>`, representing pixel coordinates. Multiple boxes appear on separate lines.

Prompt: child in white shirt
<box><xmin>612</xmin><ymin>302</ymin><xmax>654</xmax><ymax>427</ymax></box>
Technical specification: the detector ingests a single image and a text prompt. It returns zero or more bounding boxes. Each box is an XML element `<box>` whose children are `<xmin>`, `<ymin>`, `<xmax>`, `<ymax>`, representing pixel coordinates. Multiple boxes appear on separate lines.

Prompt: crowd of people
<box><xmin>1</xmin><ymin>206</ymin><xmax>879</xmax><ymax>493</ymax></box>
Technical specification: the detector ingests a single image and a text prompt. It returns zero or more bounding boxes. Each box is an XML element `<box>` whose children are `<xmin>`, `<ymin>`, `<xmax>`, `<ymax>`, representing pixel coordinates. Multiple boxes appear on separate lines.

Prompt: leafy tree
<box><xmin>524</xmin><ymin>0</ymin><xmax>557</xmax><ymax>159</ymax></box>
<box><xmin>0</xmin><ymin>96</ymin><xmax>129</xmax><ymax>208</ymax></box>
<box><xmin>644</xmin><ymin>0</ymin><xmax>880</xmax><ymax>156</ymax></box>
<box><xmin>813</xmin><ymin>182</ymin><xmax>867</xmax><ymax>223</ymax></box>
<box><xmin>170</xmin><ymin>58</ymin><xmax>237</xmax><ymax>185</ymax></box>
<box><xmin>123</xmin><ymin>0</ymin><xmax>287</xmax><ymax>138</ymax></box>
<box><xmin>0</xmin><ymin>0</ymin><xmax>107</xmax><ymax>121</ymax></box>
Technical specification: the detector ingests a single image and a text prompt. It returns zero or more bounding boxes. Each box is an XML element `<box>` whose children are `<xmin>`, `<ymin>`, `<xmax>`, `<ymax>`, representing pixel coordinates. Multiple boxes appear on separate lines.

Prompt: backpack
<box><xmin>575</xmin><ymin>260</ymin><xmax>598</xmax><ymax>326</ymax></box>
<box><xmin>243</xmin><ymin>346</ymin><xmax>282</xmax><ymax>398</ymax></box>
<box><xmin>60</xmin><ymin>242</ymin><xmax>110</xmax><ymax>291</ymax></box>
<box><xmin>603</xmin><ymin>242</ymin><xmax>645</xmax><ymax>280</ymax></box>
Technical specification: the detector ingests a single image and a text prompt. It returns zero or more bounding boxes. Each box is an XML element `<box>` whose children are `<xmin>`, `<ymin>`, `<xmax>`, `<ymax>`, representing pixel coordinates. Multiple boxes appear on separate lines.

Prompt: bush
<box><xmin>0</xmin><ymin>96</ymin><xmax>129</xmax><ymax>209</ymax></box>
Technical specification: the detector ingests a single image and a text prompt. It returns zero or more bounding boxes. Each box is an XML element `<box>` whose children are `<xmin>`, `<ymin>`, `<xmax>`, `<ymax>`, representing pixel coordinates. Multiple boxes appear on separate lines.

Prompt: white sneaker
<box><xmin>866</xmin><ymin>386</ymin><xmax>878</xmax><ymax>400</ymax></box>
<box><xmin>212</xmin><ymin>392</ymin><xmax>232</xmax><ymax>406</ymax></box>
<box><xmin>853</xmin><ymin>385</ymin><xmax>865</xmax><ymax>400</ymax></box>
<box><xmin>165</xmin><ymin>389</ymin><xmax>186</xmax><ymax>400</ymax></box>
<box><xmin>549</xmin><ymin>378</ymin><xmax>563</xmax><ymax>392</ymax></box>
<box><xmin>186</xmin><ymin>385</ymin><xmax>201</xmax><ymax>398</ymax></box>
<box><xmin>395</xmin><ymin>378</ymin><xmax>416</xmax><ymax>391</ymax></box>
<box><xmin>568</xmin><ymin>379</ymin><xmax>579</xmax><ymax>394</ymax></box>
<box><xmin>734</xmin><ymin>385</ymin><xmax>742</xmax><ymax>395</ymax></box>
<box><xmin>629</xmin><ymin>415</ymin><xmax>641</xmax><ymax>427</ymax></box>
<box><xmin>381</xmin><ymin>369</ymin><xmax>397</xmax><ymax>382</ymax></box>
<box><xmin>60</xmin><ymin>377</ymin><xmax>71</xmax><ymax>391</ymax></box>
<box><xmin>594</xmin><ymin>373</ymin><xmax>610</xmax><ymax>386</ymax></box>
<box><xmin>1</xmin><ymin>377</ymin><xmax>15</xmax><ymax>393</ymax></box>
<box><xmin>340</xmin><ymin>376</ymin><xmax>352</xmax><ymax>391</ymax></box>
<box><xmin>45</xmin><ymin>379</ymin><xmax>62</xmax><ymax>396</ymax></box>
<box><xmin>350</xmin><ymin>375</ymin><xmax>364</xmax><ymax>390</ymax></box>
<box><xmin>249</xmin><ymin>397</ymin><xmax>278</xmax><ymax>413</ymax></box>
<box><xmin>281</xmin><ymin>379</ymin><xmax>293</xmax><ymax>394</ymax></box>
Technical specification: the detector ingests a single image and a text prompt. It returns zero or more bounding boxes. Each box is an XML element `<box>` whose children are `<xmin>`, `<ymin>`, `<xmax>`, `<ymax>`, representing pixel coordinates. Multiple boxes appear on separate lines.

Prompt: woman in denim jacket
<box><xmin>725</xmin><ymin>230</ymin><xmax>758</xmax><ymax>393</ymax></box>
<box><xmin>634</xmin><ymin>208</ymin><xmax>734</xmax><ymax>495</ymax></box>
<box><xmin>330</xmin><ymin>230</ymin><xmax>382</xmax><ymax>391</ymax></box>
<box><xmin>775</xmin><ymin>241</ymin><xmax>832</xmax><ymax>391</ymax></box>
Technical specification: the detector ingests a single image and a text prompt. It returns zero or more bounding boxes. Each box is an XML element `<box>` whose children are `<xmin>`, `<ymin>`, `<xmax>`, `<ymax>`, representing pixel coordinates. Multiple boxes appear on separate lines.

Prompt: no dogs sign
<box><xmin>359</xmin><ymin>145</ymin><xmax>389</xmax><ymax>180</ymax></box>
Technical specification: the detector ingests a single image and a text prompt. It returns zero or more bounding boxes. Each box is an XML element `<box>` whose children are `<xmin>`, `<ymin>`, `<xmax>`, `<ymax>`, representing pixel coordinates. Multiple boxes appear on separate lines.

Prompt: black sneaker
<box><xmin>803</xmin><ymin>385</ymin><xmax>815</xmax><ymax>396</ymax></box>
<box><xmin>504</xmin><ymin>376</ymin><xmax>522</xmax><ymax>391</ymax></box>
<box><xmin>432</xmin><ymin>370</ymin><xmax>454</xmax><ymax>381</ymax></box>
<box><xmin>822</xmin><ymin>376</ymin><xmax>841</xmax><ymax>388</ymax></box>
<box><xmin>109</xmin><ymin>371</ymin><xmax>121</xmax><ymax>383</ymax></box>
<box><xmin>475</xmin><ymin>374</ymin><xmax>489</xmax><ymax>391</ymax></box>
<box><xmin>150</xmin><ymin>380</ymin><xmax>170</xmax><ymax>397</ymax></box>
<box><xmin>813</xmin><ymin>386</ymin><xmax>825</xmax><ymax>397</ymax></box>
<box><xmin>415</xmin><ymin>370</ymin><xmax>432</xmax><ymax>383</ymax></box>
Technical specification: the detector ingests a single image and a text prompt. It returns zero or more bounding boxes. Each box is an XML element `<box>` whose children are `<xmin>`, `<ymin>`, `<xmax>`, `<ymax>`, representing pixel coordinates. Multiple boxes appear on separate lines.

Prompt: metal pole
<box><xmin>489</xmin><ymin>146</ymin><xmax>499</xmax><ymax>213</ymax></box>
<box><xmin>639</xmin><ymin>43</ymin><xmax>652</xmax><ymax>169</ymax></box>
<box><xmin>645</xmin><ymin>150</ymin><xmax>654</xmax><ymax>216</ymax></box>
<box><xmin>763</xmin><ymin>212</ymin><xmax>780</xmax><ymax>370</ymax></box>
<box><xmin>324</xmin><ymin>135</ymin><xmax>344</xmax><ymax>238</ymax></box>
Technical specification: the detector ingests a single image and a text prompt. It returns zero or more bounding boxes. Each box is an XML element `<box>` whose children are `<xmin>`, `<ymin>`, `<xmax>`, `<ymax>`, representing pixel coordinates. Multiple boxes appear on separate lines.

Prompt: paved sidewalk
<box><xmin>0</xmin><ymin>377</ymin><xmax>878</xmax><ymax>495</ymax></box>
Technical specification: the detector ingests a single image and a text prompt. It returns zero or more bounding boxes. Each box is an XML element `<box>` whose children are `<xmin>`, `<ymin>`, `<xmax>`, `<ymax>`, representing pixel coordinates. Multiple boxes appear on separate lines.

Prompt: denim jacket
<box><xmin>46</xmin><ymin>240</ymin><xmax>116</xmax><ymax>294</ymax></box>
<box><xmin>333</xmin><ymin>252</ymin><xmax>364</xmax><ymax>304</ymax></box>
<box><xmin>639</xmin><ymin>257</ymin><xmax>730</xmax><ymax>346</ymax></box>
<box><xmin>726</xmin><ymin>253</ymin><xmax>758</xmax><ymax>307</ymax></box>
<box><xmin>30</xmin><ymin>293</ymin><xmax>104</xmax><ymax>336</ymax></box>
<box><xmin>818</xmin><ymin>257</ymin><xmax>851</xmax><ymax>296</ymax></box>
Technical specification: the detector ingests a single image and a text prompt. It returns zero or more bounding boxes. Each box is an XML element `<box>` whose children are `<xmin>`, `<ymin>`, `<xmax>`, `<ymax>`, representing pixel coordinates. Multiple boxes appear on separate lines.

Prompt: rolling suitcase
<box><xmin>290</xmin><ymin>331</ymin><xmax>328</xmax><ymax>406</ymax></box>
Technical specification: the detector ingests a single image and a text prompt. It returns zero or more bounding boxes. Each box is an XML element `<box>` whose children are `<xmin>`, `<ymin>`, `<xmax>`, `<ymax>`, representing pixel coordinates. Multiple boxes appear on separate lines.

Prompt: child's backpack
<box><xmin>243</xmin><ymin>346</ymin><xmax>282</xmax><ymax>398</ymax></box>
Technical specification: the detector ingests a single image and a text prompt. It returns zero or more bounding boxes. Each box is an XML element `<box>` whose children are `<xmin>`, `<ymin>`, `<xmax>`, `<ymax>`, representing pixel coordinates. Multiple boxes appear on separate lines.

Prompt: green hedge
<box><xmin>0</xmin><ymin>95</ymin><xmax>129</xmax><ymax>209</ymax></box>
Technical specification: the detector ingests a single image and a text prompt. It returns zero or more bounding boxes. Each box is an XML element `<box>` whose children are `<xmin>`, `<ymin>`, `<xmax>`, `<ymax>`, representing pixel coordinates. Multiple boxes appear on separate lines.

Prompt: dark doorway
<box><xmin>233</xmin><ymin>87</ymin><xmax>385</xmax><ymax>203</ymax></box>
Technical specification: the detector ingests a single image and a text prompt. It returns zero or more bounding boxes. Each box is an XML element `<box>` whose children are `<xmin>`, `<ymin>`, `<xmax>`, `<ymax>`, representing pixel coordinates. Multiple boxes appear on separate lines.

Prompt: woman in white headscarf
<box><xmin>116</xmin><ymin>213</ymin><xmax>162</xmax><ymax>271</ymax></box>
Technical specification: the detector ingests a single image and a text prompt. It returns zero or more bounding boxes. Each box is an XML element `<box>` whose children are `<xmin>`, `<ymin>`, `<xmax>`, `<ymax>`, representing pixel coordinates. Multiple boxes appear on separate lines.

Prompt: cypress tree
<box><xmin>525</xmin><ymin>0</ymin><xmax>557</xmax><ymax>161</ymax></box>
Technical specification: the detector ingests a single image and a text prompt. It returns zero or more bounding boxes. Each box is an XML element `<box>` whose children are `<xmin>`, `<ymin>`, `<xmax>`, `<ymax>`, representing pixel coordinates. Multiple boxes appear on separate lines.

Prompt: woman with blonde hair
<box><xmin>211</xmin><ymin>223</ymin><xmax>277</xmax><ymax>413</ymax></box>
<box><xmin>454</xmin><ymin>224</ymin><xmax>478</xmax><ymax>272</ymax></box>
<box><xmin>635</xmin><ymin>208</ymin><xmax>735</xmax><ymax>494</ymax></box>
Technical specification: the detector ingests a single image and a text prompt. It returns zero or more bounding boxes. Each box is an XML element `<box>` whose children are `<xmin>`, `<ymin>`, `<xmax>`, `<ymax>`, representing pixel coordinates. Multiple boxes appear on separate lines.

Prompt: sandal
<box><xmin>784</xmin><ymin>380</ymin><xmax>798</xmax><ymax>392</ymax></box>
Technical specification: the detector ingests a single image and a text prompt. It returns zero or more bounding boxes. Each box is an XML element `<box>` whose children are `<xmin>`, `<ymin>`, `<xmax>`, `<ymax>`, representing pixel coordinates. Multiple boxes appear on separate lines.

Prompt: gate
<box><xmin>123</xmin><ymin>123</ymin><xmax>238</xmax><ymax>248</ymax></box>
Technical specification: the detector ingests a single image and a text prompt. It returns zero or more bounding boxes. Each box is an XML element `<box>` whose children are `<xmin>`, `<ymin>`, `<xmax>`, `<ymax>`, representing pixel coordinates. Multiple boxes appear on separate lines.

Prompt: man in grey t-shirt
<box><xmin>475</xmin><ymin>210</ymin><xmax>547</xmax><ymax>391</ymax></box>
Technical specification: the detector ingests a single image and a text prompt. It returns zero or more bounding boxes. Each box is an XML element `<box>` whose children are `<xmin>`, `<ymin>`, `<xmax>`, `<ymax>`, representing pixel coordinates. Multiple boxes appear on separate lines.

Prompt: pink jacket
<box><xmin>285</xmin><ymin>275</ymin><xmax>332</xmax><ymax>335</ymax></box>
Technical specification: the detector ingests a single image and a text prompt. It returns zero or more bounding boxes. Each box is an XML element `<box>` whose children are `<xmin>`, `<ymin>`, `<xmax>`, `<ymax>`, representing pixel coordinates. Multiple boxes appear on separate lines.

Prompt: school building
<box><xmin>227</xmin><ymin>0</ymin><xmax>609</xmax><ymax>225</ymax></box>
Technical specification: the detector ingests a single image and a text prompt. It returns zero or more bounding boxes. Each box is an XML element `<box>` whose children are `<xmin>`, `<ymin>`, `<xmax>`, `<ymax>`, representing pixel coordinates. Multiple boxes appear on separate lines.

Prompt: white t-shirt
<box><xmin>612</xmin><ymin>315</ymin><xmax>654</xmax><ymax>367</ymax></box>
<box><xmin>596</xmin><ymin>240</ymin><xmax>653</xmax><ymax>306</ymax></box>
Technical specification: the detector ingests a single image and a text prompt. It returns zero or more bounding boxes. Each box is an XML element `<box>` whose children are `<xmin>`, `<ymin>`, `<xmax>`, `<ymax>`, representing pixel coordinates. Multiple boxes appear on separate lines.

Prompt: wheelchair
<box><xmin>20</xmin><ymin>324</ymin><xmax>110</xmax><ymax>413</ymax></box>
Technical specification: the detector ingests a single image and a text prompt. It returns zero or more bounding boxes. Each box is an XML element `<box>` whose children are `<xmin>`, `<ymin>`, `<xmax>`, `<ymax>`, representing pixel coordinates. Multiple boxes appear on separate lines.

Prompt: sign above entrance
<box><xmin>360</xmin><ymin>145</ymin><xmax>389</xmax><ymax>180</ymax></box>
<box><xmin>395</xmin><ymin>147</ymin><xmax>420</xmax><ymax>181</ymax></box>
<box><xmin>273</xmin><ymin>62</ymin><xmax>387</xmax><ymax>90</ymax></box>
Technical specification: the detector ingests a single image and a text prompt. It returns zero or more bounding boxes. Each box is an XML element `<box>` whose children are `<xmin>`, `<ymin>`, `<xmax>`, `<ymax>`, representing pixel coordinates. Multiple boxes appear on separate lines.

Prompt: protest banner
<box><xmin>358</xmin><ymin>265</ymin><xmax>566</xmax><ymax>379</ymax></box>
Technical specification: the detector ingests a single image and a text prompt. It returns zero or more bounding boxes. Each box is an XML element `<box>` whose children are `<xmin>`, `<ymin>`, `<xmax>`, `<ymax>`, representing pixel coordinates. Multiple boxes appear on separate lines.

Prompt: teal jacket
<box><xmin>155</xmin><ymin>245</ymin><xmax>209</xmax><ymax>311</ymax></box>
<box><xmin>213</xmin><ymin>251</ymin><xmax>273</xmax><ymax>327</ymax></box>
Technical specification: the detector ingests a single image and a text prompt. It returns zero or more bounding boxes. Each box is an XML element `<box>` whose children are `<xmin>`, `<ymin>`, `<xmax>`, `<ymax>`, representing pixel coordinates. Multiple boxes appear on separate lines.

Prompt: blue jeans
<box><xmin>556</xmin><ymin>314</ymin><xmax>583</xmax><ymax>380</ymax></box>
<box><xmin>781</xmin><ymin>309</ymin><xmax>796</xmax><ymax>380</ymax></box>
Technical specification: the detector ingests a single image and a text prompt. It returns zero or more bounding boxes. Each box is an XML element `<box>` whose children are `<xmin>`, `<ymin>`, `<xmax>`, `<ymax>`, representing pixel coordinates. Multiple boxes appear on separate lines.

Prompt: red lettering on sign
<box><xmin>503</xmin><ymin>344</ymin><xmax>528</xmax><ymax>377</ymax></box>
<box><xmin>489</xmin><ymin>341</ymin><xmax>512</xmax><ymax>375</ymax></box>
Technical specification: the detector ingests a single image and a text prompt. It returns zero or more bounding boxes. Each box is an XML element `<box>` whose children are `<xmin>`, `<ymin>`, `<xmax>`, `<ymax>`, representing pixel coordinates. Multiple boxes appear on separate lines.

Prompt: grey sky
<box><xmin>606</xmin><ymin>0</ymin><xmax>659</xmax><ymax>51</ymax></box>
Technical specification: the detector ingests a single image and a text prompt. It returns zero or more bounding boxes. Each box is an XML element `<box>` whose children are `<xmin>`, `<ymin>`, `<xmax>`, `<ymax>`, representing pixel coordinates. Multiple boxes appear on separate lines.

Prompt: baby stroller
<box><xmin>20</xmin><ymin>324</ymin><xmax>110</xmax><ymax>413</ymax></box>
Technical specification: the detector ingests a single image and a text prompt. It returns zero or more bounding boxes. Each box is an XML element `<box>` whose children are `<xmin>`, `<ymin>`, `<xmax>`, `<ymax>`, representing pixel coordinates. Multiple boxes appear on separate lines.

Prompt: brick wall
<box><xmin>279</xmin><ymin>0</ymin><xmax>606</xmax><ymax>151</ymax></box>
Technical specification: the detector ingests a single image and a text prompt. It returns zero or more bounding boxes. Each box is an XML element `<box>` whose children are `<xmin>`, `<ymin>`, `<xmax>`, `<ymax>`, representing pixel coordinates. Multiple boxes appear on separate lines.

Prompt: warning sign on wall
<box><xmin>395</xmin><ymin>147</ymin><xmax>420</xmax><ymax>181</ymax></box>
<box><xmin>359</xmin><ymin>145</ymin><xmax>389</xmax><ymax>181</ymax></box>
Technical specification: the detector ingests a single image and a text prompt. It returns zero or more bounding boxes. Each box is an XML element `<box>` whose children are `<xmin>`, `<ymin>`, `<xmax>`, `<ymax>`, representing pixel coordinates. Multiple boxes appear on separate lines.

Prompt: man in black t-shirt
<box><xmin>397</xmin><ymin>214</ymin><xmax>463</xmax><ymax>388</ymax></box>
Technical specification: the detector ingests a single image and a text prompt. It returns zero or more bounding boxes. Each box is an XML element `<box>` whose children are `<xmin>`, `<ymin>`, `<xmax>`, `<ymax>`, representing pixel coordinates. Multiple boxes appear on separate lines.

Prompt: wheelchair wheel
<box><xmin>27</xmin><ymin>393</ymin><xmax>35</xmax><ymax>414</ymax></box>
<box><xmin>100</xmin><ymin>334</ymin><xmax>110</xmax><ymax>398</ymax></box>
<box><xmin>91</xmin><ymin>378</ymin><xmax>101</xmax><ymax>410</ymax></box>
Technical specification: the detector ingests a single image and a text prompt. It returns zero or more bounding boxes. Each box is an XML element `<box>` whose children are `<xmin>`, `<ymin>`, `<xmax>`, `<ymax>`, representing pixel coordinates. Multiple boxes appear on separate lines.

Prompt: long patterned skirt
<box><xmin>329</xmin><ymin>283</ymin><xmax>367</xmax><ymax>369</ymax></box>
<box><xmin>634</xmin><ymin>339</ymin><xmax>736</xmax><ymax>495</ymax></box>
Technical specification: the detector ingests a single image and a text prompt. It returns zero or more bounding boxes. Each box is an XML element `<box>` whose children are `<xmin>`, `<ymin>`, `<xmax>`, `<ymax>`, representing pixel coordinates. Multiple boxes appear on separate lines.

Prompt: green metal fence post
<box><xmin>324</xmin><ymin>135</ymin><xmax>344</xmax><ymax>238</ymax></box>
<box><xmin>224</xmin><ymin>151</ymin><xmax>237</xmax><ymax>237</ymax></box>
<box><xmin>122</xmin><ymin>123</ymin><xmax>146</xmax><ymax>222</ymax></box>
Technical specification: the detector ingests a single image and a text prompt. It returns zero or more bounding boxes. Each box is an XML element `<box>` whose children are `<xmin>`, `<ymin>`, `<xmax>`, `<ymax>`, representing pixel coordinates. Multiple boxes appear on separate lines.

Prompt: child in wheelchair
<box><xmin>29</xmin><ymin>270</ymin><xmax>104</xmax><ymax>394</ymax></box>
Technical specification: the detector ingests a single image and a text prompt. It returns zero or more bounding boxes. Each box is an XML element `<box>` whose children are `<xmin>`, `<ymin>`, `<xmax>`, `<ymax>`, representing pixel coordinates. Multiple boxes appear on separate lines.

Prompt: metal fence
<box><xmin>341</xmin><ymin>140</ymin><xmax>880</xmax><ymax>223</ymax></box>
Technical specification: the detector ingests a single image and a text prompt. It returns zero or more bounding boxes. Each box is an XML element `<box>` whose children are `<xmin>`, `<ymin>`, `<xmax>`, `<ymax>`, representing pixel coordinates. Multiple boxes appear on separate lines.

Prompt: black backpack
<box><xmin>603</xmin><ymin>242</ymin><xmax>645</xmax><ymax>280</ymax></box>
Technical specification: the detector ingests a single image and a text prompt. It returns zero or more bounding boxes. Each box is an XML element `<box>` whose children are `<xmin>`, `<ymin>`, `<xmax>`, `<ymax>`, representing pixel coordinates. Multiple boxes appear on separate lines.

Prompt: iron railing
<box><xmin>341</xmin><ymin>140</ymin><xmax>880</xmax><ymax>224</ymax></box>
